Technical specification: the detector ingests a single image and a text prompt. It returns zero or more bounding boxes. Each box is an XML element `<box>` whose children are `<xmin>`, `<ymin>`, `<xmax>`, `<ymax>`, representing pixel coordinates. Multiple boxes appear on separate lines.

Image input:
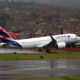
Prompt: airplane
<box><xmin>0</xmin><ymin>27</ymin><xmax>80</xmax><ymax>52</ymax></box>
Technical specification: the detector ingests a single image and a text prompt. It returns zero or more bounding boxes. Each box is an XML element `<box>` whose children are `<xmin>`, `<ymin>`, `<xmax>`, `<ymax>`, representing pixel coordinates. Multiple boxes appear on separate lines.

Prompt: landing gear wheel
<box><xmin>38</xmin><ymin>48</ymin><xmax>42</xmax><ymax>52</ymax></box>
<box><xmin>46</xmin><ymin>48</ymin><xmax>50</xmax><ymax>53</ymax></box>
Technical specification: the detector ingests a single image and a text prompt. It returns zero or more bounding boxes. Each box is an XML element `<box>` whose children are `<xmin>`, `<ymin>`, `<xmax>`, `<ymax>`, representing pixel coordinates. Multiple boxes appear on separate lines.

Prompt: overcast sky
<box><xmin>17</xmin><ymin>0</ymin><xmax>80</xmax><ymax>8</ymax></box>
<box><xmin>1</xmin><ymin>0</ymin><xmax>80</xmax><ymax>8</ymax></box>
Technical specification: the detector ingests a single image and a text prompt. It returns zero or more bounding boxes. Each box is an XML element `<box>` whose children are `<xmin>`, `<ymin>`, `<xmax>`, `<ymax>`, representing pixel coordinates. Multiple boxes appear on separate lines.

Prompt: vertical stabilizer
<box><xmin>0</xmin><ymin>27</ymin><xmax>22</xmax><ymax>47</ymax></box>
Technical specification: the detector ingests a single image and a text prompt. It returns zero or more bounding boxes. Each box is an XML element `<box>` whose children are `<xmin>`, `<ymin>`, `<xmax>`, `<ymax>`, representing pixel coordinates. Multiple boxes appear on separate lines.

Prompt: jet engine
<box><xmin>56</xmin><ymin>42</ymin><xmax>66</xmax><ymax>48</ymax></box>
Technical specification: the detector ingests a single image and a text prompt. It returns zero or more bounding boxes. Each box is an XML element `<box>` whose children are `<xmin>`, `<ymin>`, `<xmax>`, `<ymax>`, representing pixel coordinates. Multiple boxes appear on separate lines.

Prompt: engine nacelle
<box><xmin>56</xmin><ymin>42</ymin><xmax>66</xmax><ymax>48</ymax></box>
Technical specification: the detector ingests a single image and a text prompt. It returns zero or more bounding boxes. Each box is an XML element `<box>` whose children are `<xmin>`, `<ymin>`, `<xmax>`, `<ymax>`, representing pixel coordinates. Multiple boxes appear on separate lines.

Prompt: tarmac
<box><xmin>0</xmin><ymin>48</ymin><xmax>80</xmax><ymax>54</ymax></box>
<box><xmin>0</xmin><ymin>48</ymin><xmax>80</xmax><ymax>80</ymax></box>
<box><xmin>0</xmin><ymin>59</ymin><xmax>80</xmax><ymax>80</ymax></box>
<box><xmin>0</xmin><ymin>48</ymin><xmax>40</xmax><ymax>54</ymax></box>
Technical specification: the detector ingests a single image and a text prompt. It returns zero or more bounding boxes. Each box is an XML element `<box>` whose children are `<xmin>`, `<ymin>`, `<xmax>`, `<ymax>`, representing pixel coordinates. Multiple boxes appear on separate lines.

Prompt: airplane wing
<box><xmin>0</xmin><ymin>42</ymin><xmax>20</xmax><ymax>48</ymax></box>
<box><xmin>43</xmin><ymin>38</ymin><xmax>57</xmax><ymax>48</ymax></box>
<box><xmin>0</xmin><ymin>43</ymin><xmax>7</xmax><ymax>47</ymax></box>
<box><xmin>37</xmin><ymin>37</ymin><xmax>57</xmax><ymax>48</ymax></box>
<box><xmin>43</xmin><ymin>32</ymin><xmax>57</xmax><ymax>48</ymax></box>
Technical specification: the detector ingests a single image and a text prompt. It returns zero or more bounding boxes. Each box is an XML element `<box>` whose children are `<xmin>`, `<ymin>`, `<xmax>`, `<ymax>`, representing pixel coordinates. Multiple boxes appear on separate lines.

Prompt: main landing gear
<box><xmin>38</xmin><ymin>48</ymin><xmax>42</xmax><ymax>52</ymax></box>
<box><xmin>46</xmin><ymin>48</ymin><xmax>51</xmax><ymax>53</ymax></box>
<box><xmin>38</xmin><ymin>48</ymin><xmax>51</xmax><ymax>53</ymax></box>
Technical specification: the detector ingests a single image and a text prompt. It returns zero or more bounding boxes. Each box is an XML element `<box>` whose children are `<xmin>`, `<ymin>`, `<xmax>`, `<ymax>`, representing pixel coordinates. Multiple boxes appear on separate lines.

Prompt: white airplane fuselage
<box><xmin>15</xmin><ymin>33</ymin><xmax>80</xmax><ymax>49</ymax></box>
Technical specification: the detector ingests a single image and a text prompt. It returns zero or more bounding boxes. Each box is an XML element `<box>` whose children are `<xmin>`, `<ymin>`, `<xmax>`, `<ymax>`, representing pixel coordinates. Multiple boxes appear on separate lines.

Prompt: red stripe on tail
<box><xmin>0</xmin><ymin>29</ymin><xmax>4</xmax><ymax>31</ymax></box>
<box><xmin>0</xmin><ymin>36</ymin><xmax>8</xmax><ymax>39</ymax></box>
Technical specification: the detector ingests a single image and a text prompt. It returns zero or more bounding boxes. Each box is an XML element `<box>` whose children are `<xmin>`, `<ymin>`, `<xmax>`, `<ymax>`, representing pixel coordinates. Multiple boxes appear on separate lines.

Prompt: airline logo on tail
<box><xmin>0</xmin><ymin>27</ymin><xmax>22</xmax><ymax>48</ymax></box>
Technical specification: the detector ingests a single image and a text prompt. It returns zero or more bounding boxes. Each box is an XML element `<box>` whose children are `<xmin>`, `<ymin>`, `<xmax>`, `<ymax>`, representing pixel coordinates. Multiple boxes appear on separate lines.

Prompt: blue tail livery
<box><xmin>0</xmin><ymin>27</ymin><xmax>22</xmax><ymax>47</ymax></box>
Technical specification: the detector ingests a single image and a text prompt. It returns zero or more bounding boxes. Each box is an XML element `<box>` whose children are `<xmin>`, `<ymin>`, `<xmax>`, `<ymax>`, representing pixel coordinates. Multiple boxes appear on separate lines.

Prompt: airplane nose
<box><xmin>74</xmin><ymin>37</ymin><xmax>80</xmax><ymax>41</ymax></box>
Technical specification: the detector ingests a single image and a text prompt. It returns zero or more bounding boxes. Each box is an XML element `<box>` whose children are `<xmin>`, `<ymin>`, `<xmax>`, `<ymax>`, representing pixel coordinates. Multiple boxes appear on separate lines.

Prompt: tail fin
<box><xmin>0</xmin><ymin>27</ymin><xmax>22</xmax><ymax>47</ymax></box>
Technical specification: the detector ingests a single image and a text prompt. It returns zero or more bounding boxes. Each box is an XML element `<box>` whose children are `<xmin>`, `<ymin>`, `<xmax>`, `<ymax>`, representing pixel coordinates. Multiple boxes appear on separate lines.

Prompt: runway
<box><xmin>0</xmin><ymin>48</ymin><xmax>80</xmax><ymax>54</ymax></box>
<box><xmin>0</xmin><ymin>59</ymin><xmax>80</xmax><ymax>80</ymax></box>
<box><xmin>0</xmin><ymin>48</ymin><xmax>40</xmax><ymax>54</ymax></box>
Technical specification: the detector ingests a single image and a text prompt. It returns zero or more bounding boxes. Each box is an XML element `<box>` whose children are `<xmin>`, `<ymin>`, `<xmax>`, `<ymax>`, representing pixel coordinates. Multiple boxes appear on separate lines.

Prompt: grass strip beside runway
<box><xmin>16</xmin><ymin>76</ymin><xmax>80</xmax><ymax>80</ymax></box>
<box><xmin>0</xmin><ymin>53</ymin><xmax>80</xmax><ymax>60</ymax></box>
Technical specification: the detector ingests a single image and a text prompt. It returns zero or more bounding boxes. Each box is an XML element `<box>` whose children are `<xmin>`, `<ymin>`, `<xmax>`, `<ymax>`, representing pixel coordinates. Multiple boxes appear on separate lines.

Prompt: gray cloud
<box><xmin>34</xmin><ymin>0</ymin><xmax>80</xmax><ymax>8</ymax></box>
<box><xmin>1</xmin><ymin>0</ymin><xmax>80</xmax><ymax>8</ymax></box>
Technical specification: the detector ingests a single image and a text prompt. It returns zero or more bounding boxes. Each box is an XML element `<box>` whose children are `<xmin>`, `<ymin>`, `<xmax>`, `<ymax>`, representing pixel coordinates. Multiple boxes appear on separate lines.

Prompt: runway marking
<box><xmin>0</xmin><ymin>68</ymin><xmax>50</xmax><ymax>73</ymax></box>
<box><xmin>0</xmin><ymin>67</ymin><xmax>80</xmax><ymax>73</ymax></box>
